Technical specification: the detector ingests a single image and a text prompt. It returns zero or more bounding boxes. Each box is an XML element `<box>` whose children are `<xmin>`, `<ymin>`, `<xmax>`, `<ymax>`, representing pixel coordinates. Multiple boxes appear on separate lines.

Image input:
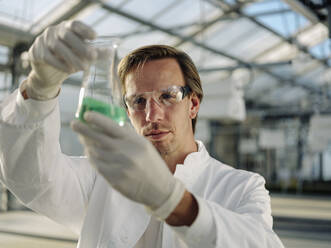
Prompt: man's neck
<box><xmin>162</xmin><ymin>140</ymin><xmax>198</xmax><ymax>174</ymax></box>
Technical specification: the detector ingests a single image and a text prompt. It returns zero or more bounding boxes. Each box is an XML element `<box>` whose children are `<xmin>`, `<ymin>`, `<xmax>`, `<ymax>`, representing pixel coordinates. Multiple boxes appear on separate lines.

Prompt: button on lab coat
<box><xmin>0</xmin><ymin>88</ymin><xmax>284</xmax><ymax>247</ymax></box>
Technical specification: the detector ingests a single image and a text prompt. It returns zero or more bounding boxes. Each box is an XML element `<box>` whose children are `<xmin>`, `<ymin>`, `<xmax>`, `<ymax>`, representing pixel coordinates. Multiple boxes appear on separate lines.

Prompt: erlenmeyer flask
<box><xmin>75</xmin><ymin>36</ymin><xmax>126</xmax><ymax>126</ymax></box>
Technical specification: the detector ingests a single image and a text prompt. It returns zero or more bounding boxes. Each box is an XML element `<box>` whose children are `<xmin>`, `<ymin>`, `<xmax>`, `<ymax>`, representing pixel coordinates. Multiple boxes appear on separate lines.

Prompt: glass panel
<box><xmin>120</xmin><ymin>0</ymin><xmax>178</xmax><ymax>21</ymax></box>
<box><xmin>29</xmin><ymin>0</ymin><xmax>82</xmax><ymax>34</ymax></box>
<box><xmin>88</xmin><ymin>14</ymin><xmax>139</xmax><ymax>37</ymax></box>
<box><xmin>154</xmin><ymin>0</ymin><xmax>221</xmax><ymax>28</ymax></box>
<box><xmin>120</xmin><ymin>30</ymin><xmax>176</xmax><ymax>55</ymax></box>
<box><xmin>179</xmin><ymin>43</ymin><xmax>237</xmax><ymax>85</ymax></box>
<box><xmin>309</xmin><ymin>39</ymin><xmax>331</xmax><ymax>60</ymax></box>
<box><xmin>221</xmin><ymin>24</ymin><xmax>282</xmax><ymax>60</ymax></box>
<box><xmin>244</xmin><ymin>0</ymin><xmax>309</xmax><ymax>37</ymax></box>
<box><xmin>200</xmin><ymin>71</ymin><xmax>232</xmax><ymax>85</ymax></box>
<box><xmin>200</xmin><ymin>17</ymin><xmax>283</xmax><ymax>61</ymax></box>
<box><xmin>102</xmin><ymin>0</ymin><xmax>129</xmax><ymax>7</ymax></box>
<box><xmin>0</xmin><ymin>45</ymin><xmax>9</xmax><ymax>64</ymax></box>
<box><xmin>296</xmin><ymin>23</ymin><xmax>328</xmax><ymax>48</ymax></box>
<box><xmin>204</xmin><ymin>18</ymin><xmax>250</xmax><ymax>51</ymax></box>
<box><xmin>0</xmin><ymin>0</ymin><xmax>64</xmax><ymax>31</ymax></box>
<box><xmin>179</xmin><ymin>42</ymin><xmax>236</xmax><ymax>68</ymax></box>
<box><xmin>256</xmin><ymin>13</ymin><xmax>308</xmax><ymax>38</ymax></box>
<box><xmin>76</xmin><ymin>8</ymin><xmax>113</xmax><ymax>27</ymax></box>
<box><xmin>255</xmin><ymin>43</ymin><xmax>297</xmax><ymax>63</ymax></box>
<box><xmin>244</xmin><ymin>0</ymin><xmax>286</xmax><ymax>15</ymax></box>
<box><xmin>75</xmin><ymin>0</ymin><xmax>129</xmax><ymax>26</ymax></box>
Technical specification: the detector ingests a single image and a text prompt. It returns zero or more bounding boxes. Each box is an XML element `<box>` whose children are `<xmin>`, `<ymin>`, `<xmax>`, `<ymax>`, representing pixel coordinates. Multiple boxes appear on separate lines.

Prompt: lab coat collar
<box><xmin>174</xmin><ymin>140</ymin><xmax>209</xmax><ymax>188</ymax></box>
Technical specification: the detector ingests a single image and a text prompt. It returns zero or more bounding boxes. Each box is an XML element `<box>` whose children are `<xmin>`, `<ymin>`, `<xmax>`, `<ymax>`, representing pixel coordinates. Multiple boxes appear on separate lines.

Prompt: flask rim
<box><xmin>87</xmin><ymin>36</ymin><xmax>121</xmax><ymax>47</ymax></box>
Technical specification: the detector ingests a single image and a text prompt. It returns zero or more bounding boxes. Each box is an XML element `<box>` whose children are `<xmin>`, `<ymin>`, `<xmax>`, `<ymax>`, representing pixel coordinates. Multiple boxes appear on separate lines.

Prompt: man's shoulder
<box><xmin>205</xmin><ymin>155</ymin><xmax>264</xmax><ymax>183</ymax></box>
<box><xmin>196</xmin><ymin>140</ymin><xmax>264</xmax><ymax>183</ymax></box>
<box><xmin>198</xmin><ymin>155</ymin><xmax>267</xmax><ymax>208</ymax></box>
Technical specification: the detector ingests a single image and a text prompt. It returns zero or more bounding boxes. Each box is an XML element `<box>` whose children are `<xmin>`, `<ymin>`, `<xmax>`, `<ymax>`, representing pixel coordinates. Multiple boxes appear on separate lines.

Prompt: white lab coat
<box><xmin>0</xmin><ymin>88</ymin><xmax>284</xmax><ymax>248</ymax></box>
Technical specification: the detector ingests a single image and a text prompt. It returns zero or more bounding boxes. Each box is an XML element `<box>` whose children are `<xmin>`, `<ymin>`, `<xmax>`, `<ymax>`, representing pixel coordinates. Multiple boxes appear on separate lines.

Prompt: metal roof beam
<box><xmin>31</xmin><ymin>0</ymin><xmax>95</xmax><ymax>36</ymax></box>
<box><xmin>198</xmin><ymin>61</ymin><xmax>292</xmax><ymax>73</ymax></box>
<box><xmin>221</xmin><ymin>0</ymin><xmax>330</xmax><ymax>96</ymax></box>
<box><xmin>0</xmin><ymin>23</ymin><xmax>34</xmax><ymax>48</ymax></box>
<box><xmin>282</xmin><ymin>0</ymin><xmax>321</xmax><ymax>24</ymax></box>
<box><xmin>237</xmin><ymin>9</ymin><xmax>330</xmax><ymax>67</ymax></box>
<box><xmin>173</xmin><ymin>2</ymin><xmax>244</xmax><ymax>47</ymax></box>
<box><xmin>249</xmin><ymin>8</ymin><xmax>293</xmax><ymax>17</ymax></box>
<box><xmin>0</xmin><ymin>1</ymin><xmax>94</xmax><ymax>48</ymax></box>
<box><xmin>100</xmin><ymin>1</ymin><xmax>246</xmax><ymax>63</ymax></box>
<box><xmin>99</xmin><ymin>0</ymin><xmax>329</xmax><ymax>99</ymax></box>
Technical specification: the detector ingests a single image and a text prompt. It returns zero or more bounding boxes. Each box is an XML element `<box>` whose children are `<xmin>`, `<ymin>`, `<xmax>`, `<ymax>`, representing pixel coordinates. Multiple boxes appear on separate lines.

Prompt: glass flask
<box><xmin>75</xmin><ymin>36</ymin><xmax>126</xmax><ymax>126</ymax></box>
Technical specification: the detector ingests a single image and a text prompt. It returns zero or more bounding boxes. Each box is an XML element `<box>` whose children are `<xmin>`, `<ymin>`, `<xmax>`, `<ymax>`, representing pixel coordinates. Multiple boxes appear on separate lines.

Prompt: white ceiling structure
<box><xmin>0</xmin><ymin>0</ymin><xmax>330</xmax><ymax>119</ymax></box>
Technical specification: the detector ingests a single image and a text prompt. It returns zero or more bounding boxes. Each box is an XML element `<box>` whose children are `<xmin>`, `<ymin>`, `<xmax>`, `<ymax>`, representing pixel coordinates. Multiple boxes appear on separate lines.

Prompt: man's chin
<box><xmin>151</xmin><ymin>140</ymin><xmax>172</xmax><ymax>156</ymax></box>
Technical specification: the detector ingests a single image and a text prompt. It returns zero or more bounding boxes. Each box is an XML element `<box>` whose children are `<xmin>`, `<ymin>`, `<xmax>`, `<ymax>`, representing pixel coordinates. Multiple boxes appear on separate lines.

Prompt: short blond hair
<box><xmin>118</xmin><ymin>45</ymin><xmax>203</xmax><ymax>133</ymax></box>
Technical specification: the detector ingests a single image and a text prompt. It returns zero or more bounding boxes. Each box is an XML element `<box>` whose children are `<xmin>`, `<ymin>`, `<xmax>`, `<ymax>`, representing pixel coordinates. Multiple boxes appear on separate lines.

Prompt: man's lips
<box><xmin>145</xmin><ymin>130</ymin><xmax>170</xmax><ymax>140</ymax></box>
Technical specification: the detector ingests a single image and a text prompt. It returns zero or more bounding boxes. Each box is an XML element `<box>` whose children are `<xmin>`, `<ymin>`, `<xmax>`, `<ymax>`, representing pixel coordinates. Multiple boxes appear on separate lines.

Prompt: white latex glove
<box><xmin>26</xmin><ymin>20</ymin><xmax>97</xmax><ymax>100</ymax></box>
<box><xmin>71</xmin><ymin>111</ymin><xmax>186</xmax><ymax>220</ymax></box>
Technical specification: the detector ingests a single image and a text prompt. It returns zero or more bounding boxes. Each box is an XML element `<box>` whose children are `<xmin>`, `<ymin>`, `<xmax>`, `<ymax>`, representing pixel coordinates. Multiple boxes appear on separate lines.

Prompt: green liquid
<box><xmin>79</xmin><ymin>97</ymin><xmax>126</xmax><ymax>125</ymax></box>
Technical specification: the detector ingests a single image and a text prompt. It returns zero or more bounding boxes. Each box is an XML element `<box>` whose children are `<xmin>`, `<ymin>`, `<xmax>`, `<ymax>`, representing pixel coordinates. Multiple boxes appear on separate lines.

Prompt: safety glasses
<box><xmin>124</xmin><ymin>85</ymin><xmax>191</xmax><ymax>111</ymax></box>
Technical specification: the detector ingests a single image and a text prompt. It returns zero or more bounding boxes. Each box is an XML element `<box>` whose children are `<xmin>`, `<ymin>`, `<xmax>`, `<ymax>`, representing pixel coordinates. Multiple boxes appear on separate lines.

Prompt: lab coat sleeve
<box><xmin>170</xmin><ymin>173</ymin><xmax>284</xmax><ymax>248</ymax></box>
<box><xmin>0</xmin><ymin>84</ymin><xmax>96</xmax><ymax>234</ymax></box>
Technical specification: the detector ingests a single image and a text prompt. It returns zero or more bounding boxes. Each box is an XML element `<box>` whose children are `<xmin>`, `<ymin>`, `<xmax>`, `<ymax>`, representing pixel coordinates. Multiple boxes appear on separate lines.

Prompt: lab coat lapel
<box><xmin>174</xmin><ymin>140</ymin><xmax>209</xmax><ymax>190</ymax></box>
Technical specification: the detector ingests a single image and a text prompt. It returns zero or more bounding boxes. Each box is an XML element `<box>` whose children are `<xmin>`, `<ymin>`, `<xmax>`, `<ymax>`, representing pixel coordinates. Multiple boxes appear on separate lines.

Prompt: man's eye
<box><xmin>160</xmin><ymin>92</ymin><xmax>175</xmax><ymax>100</ymax></box>
<box><xmin>133</xmin><ymin>97</ymin><xmax>146</xmax><ymax>105</ymax></box>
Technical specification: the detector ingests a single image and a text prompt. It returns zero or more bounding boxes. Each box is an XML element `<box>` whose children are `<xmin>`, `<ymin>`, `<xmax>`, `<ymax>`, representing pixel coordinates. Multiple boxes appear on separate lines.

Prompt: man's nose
<box><xmin>145</xmin><ymin>98</ymin><xmax>164</xmax><ymax>122</ymax></box>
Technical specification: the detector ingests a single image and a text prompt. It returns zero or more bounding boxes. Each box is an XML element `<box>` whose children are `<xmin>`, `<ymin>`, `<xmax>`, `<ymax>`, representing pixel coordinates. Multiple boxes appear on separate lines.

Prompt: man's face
<box><xmin>125</xmin><ymin>58</ymin><xmax>199</xmax><ymax>156</ymax></box>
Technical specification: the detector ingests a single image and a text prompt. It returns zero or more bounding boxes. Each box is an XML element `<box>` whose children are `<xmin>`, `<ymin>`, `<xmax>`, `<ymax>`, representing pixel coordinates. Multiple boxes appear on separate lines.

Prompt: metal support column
<box><xmin>328</xmin><ymin>3</ymin><xmax>331</xmax><ymax>39</ymax></box>
<box><xmin>319</xmin><ymin>152</ymin><xmax>324</xmax><ymax>181</ymax></box>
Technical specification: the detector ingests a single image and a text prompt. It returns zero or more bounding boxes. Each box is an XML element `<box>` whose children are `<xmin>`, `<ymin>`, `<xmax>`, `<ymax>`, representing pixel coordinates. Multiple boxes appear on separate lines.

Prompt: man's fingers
<box><xmin>66</xmin><ymin>20</ymin><xmax>96</xmax><ymax>40</ymax></box>
<box><xmin>88</xmin><ymin>155</ymin><xmax>125</xmax><ymax>182</ymax></box>
<box><xmin>71</xmin><ymin>117</ymin><xmax>139</xmax><ymax>153</ymax></box>
<box><xmin>83</xmin><ymin>111</ymin><xmax>131</xmax><ymax>139</ymax></box>
<box><xmin>71</xmin><ymin>119</ymin><xmax>110</xmax><ymax>147</ymax></box>
<box><xmin>57</xmin><ymin>28</ymin><xmax>97</xmax><ymax>61</ymax></box>
<box><xmin>42</xmin><ymin>47</ymin><xmax>73</xmax><ymax>73</ymax></box>
<box><xmin>86</xmin><ymin>146</ymin><xmax>127</xmax><ymax>167</ymax></box>
<box><xmin>51</xmin><ymin>41</ymin><xmax>88</xmax><ymax>71</ymax></box>
<box><xmin>71</xmin><ymin>118</ymin><xmax>130</xmax><ymax>148</ymax></box>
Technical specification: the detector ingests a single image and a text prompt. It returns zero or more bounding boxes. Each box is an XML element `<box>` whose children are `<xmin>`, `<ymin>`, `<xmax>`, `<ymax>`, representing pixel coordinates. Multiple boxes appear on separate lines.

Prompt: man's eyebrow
<box><xmin>128</xmin><ymin>86</ymin><xmax>175</xmax><ymax>96</ymax></box>
<box><xmin>126</xmin><ymin>92</ymin><xmax>141</xmax><ymax>98</ymax></box>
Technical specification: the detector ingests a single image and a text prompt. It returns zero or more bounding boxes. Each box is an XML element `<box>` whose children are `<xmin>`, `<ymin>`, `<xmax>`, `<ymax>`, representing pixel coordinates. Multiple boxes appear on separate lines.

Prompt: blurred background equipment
<box><xmin>308</xmin><ymin>114</ymin><xmax>331</xmax><ymax>152</ymax></box>
<box><xmin>259</xmin><ymin>128</ymin><xmax>286</xmax><ymax>149</ymax></box>
<box><xmin>0</xmin><ymin>0</ymin><xmax>330</xmax><ymax>247</ymax></box>
<box><xmin>199</xmin><ymin>75</ymin><xmax>246</xmax><ymax>122</ymax></box>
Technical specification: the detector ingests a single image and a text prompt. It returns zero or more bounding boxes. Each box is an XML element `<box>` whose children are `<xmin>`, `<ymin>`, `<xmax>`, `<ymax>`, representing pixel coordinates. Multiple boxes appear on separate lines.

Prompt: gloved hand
<box><xmin>26</xmin><ymin>20</ymin><xmax>97</xmax><ymax>100</ymax></box>
<box><xmin>71</xmin><ymin>111</ymin><xmax>186</xmax><ymax>220</ymax></box>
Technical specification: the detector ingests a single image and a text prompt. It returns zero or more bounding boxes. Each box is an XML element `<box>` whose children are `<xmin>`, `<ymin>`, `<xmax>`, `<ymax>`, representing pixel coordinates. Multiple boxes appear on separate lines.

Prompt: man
<box><xmin>0</xmin><ymin>21</ymin><xmax>284</xmax><ymax>247</ymax></box>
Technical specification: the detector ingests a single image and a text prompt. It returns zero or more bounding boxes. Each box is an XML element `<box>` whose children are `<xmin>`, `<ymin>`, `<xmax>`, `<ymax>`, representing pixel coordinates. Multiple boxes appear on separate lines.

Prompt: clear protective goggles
<box><xmin>124</xmin><ymin>85</ymin><xmax>191</xmax><ymax>111</ymax></box>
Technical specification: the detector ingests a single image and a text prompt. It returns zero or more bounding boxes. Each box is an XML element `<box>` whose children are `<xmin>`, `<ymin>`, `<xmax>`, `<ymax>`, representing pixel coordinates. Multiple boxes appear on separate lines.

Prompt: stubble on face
<box><xmin>142</xmin><ymin>122</ymin><xmax>176</xmax><ymax>157</ymax></box>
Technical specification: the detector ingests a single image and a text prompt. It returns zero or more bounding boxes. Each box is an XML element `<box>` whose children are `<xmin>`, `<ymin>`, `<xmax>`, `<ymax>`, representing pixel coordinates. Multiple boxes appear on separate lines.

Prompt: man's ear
<box><xmin>189</xmin><ymin>93</ymin><xmax>200</xmax><ymax>119</ymax></box>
